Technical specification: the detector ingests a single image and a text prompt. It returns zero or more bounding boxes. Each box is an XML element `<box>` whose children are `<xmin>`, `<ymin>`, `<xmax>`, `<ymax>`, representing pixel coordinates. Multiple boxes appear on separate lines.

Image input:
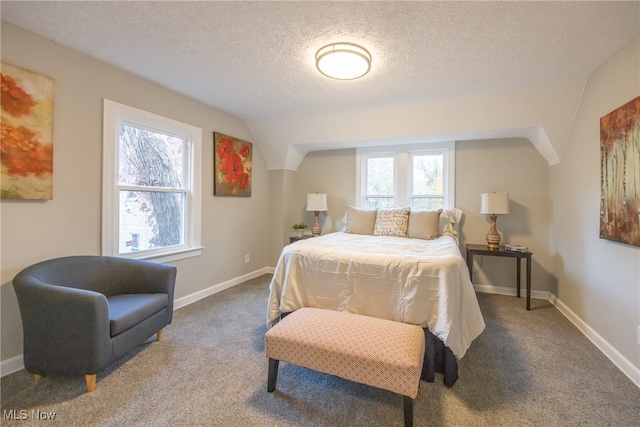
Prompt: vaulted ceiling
<box><xmin>2</xmin><ymin>1</ymin><xmax>639</xmax><ymax>169</ymax></box>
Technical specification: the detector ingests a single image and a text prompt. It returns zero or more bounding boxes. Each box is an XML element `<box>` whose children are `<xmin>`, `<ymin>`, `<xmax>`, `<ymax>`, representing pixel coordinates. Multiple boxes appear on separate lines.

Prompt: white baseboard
<box><xmin>1</xmin><ymin>267</ymin><xmax>274</xmax><ymax>378</ymax></box>
<box><xmin>173</xmin><ymin>266</ymin><xmax>272</xmax><ymax>310</ymax></box>
<box><xmin>473</xmin><ymin>283</ymin><xmax>550</xmax><ymax>300</ymax></box>
<box><xmin>548</xmin><ymin>294</ymin><xmax>640</xmax><ymax>388</ymax></box>
<box><xmin>1</xmin><ymin>354</ymin><xmax>25</xmax><ymax>377</ymax></box>
<box><xmin>473</xmin><ymin>283</ymin><xmax>639</xmax><ymax>388</ymax></box>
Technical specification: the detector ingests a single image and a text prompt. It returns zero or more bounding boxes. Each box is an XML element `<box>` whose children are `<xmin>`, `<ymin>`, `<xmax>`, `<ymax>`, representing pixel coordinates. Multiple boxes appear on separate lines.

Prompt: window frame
<box><xmin>102</xmin><ymin>99</ymin><xmax>203</xmax><ymax>262</ymax></box>
<box><xmin>356</xmin><ymin>141</ymin><xmax>455</xmax><ymax>209</ymax></box>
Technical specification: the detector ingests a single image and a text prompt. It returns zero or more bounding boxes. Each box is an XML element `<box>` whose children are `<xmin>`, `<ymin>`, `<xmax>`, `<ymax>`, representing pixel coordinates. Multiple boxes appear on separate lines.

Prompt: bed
<box><xmin>267</xmin><ymin>207</ymin><xmax>485</xmax><ymax>386</ymax></box>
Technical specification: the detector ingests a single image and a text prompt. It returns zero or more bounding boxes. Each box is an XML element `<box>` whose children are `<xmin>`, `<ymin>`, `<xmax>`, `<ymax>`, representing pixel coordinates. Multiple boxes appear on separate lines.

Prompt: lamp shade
<box><xmin>480</xmin><ymin>192</ymin><xmax>510</xmax><ymax>215</ymax></box>
<box><xmin>306</xmin><ymin>193</ymin><xmax>328</xmax><ymax>211</ymax></box>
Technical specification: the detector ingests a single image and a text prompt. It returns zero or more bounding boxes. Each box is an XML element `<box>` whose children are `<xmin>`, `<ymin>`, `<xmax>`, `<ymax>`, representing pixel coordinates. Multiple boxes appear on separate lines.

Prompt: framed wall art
<box><xmin>599</xmin><ymin>95</ymin><xmax>640</xmax><ymax>247</ymax></box>
<box><xmin>213</xmin><ymin>132</ymin><xmax>252</xmax><ymax>197</ymax></box>
<box><xmin>1</xmin><ymin>62</ymin><xmax>55</xmax><ymax>200</ymax></box>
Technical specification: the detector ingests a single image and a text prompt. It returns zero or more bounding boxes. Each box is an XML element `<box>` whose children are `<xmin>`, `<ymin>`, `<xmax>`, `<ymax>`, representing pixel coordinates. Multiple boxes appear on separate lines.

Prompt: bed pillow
<box><xmin>407</xmin><ymin>209</ymin><xmax>442</xmax><ymax>240</ymax></box>
<box><xmin>344</xmin><ymin>206</ymin><xmax>377</xmax><ymax>235</ymax></box>
<box><xmin>439</xmin><ymin>208</ymin><xmax>463</xmax><ymax>243</ymax></box>
<box><xmin>373</xmin><ymin>207</ymin><xmax>411</xmax><ymax>237</ymax></box>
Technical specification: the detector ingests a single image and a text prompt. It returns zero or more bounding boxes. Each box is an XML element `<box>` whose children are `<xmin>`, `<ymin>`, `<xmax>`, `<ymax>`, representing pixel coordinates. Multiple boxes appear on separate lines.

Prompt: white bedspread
<box><xmin>267</xmin><ymin>232</ymin><xmax>485</xmax><ymax>359</ymax></box>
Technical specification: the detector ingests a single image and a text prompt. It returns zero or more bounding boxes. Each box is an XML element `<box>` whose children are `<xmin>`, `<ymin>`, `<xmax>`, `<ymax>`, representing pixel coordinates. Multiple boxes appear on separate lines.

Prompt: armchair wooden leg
<box><xmin>85</xmin><ymin>374</ymin><xmax>96</xmax><ymax>392</ymax></box>
<box><xmin>157</xmin><ymin>329</ymin><xmax>163</xmax><ymax>342</ymax></box>
<box><xmin>34</xmin><ymin>374</ymin><xmax>42</xmax><ymax>383</ymax></box>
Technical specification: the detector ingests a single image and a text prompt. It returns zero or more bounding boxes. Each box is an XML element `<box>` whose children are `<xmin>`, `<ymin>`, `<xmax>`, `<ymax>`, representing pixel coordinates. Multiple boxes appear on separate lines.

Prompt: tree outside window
<box><xmin>118</xmin><ymin>124</ymin><xmax>185</xmax><ymax>252</ymax></box>
<box><xmin>102</xmin><ymin>99</ymin><xmax>202</xmax><ymax>262</ymax></box>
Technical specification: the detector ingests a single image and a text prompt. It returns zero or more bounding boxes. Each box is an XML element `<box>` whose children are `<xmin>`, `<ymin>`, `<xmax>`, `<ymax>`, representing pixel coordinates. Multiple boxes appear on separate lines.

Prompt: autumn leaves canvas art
<box><xmin>214</xmin><ymin>132</ymin><xmax>252</xmax><ymax>197</ymax></box>
<box><xmin>600</xmin><ymin>96</ymin><xmax>640</xmax><ymax>247</ymax></box>
<box><xmin>1</xmin><ymin>63</ymin><xmax>55</xmax><ymax>200</ymax></box>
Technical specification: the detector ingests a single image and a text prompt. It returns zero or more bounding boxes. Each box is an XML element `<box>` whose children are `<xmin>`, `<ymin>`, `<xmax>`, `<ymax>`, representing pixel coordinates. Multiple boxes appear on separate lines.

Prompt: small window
<box><xmin>410</xmin><ymin>153</ymin><xmax>444</xmax><ymax>210</ymax></box>
<box><xmin>356</xmin><ymin>142</ymin><xmax>454</xmax><ymax>209</ymax></box>
<box><xmin>103</xmin><ymin>100</ymin><xmax>202</xmax><ymax>262</ymax></box>
<box><xmin>364</xmin><ymin>156</ymin><xmax>395</xmax><ymax>208</ymax></box>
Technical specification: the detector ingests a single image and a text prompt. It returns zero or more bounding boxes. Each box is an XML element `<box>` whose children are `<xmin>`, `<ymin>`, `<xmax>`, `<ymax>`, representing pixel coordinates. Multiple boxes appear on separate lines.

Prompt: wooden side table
<box><xmin>466</xmin><ymin>244</ymin><xmax>533</xmax><ymax>310</ymax></box>
<box><xmin>289</xmin><ymin>235</ymin><xmax>314</xmax><ymax>244</ymax></box>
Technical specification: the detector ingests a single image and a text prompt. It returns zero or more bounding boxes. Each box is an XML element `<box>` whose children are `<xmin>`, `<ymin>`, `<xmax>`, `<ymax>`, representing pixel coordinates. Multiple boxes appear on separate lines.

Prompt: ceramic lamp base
<box><xmin>312</xmin><ymin>211</ymin><xmax>322</xmax><ymax>236</ymax></box>
<box><xmin>486</xmin><ymin>214</ymin><xmax>501</xmax><ymax>249</ymax></box>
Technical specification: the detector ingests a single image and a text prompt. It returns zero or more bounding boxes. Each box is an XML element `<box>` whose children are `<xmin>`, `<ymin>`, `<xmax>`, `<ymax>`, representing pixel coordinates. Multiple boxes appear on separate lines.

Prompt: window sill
<box><xmin>125</xmin><ymin>246</ymin><xmax>204</xmax><ymax>264</ymax></box>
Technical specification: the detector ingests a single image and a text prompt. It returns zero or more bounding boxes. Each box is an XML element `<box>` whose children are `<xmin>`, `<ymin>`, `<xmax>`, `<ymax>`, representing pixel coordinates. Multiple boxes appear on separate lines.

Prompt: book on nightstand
<box><xmin>505</xmin><ymin>242</ymin><xmax>529</xmax><ymax>252</ymax></box>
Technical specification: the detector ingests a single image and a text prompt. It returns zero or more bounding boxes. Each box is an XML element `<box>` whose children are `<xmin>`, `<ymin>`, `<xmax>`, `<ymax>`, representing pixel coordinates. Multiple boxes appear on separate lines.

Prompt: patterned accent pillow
<box><xmin>373</xmin><ymin>207</ymin><xmax>411</xmax><ymax>237</ymax></box>
<box><xmin>408</xmin><ymin>209</ymin><xmax>442</xmax><ymax>240</ymax></box>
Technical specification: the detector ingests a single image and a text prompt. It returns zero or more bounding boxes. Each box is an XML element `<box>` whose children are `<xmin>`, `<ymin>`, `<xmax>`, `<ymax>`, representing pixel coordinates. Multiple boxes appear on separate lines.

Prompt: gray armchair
<box><xmin>12</xmin><ymin>255</ymin><xmax>177</xmax><ymax>392</ymax></box>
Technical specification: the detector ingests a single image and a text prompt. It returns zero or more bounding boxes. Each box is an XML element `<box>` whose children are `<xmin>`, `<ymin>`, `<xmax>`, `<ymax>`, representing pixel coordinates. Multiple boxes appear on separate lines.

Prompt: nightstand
<box><xmin>466</xmin><ymin>244</ymin><xmax>533</xmax><ymax>310</ymax></box>
<box><xmin>289</xmin><ymin>235</ymin><xmax>314</xmax><ymax>244</ymax></box>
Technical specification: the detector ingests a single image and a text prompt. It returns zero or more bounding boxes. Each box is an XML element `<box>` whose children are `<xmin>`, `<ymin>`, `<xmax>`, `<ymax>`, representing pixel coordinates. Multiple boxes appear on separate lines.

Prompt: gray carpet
<box><xmin>2</xmin><ymin>274</ymin><xmax>639</xmax><ymax>426</ymax></box>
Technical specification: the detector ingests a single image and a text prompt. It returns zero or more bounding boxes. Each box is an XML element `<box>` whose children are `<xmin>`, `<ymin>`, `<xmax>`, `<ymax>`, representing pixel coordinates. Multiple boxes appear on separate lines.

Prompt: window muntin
<box><xmin>103</xmin><ymin>100</ymin><xmax>202</xmax><ymax>262</ymax></box>
<box><xmin>357</xmin><ymin>142</ymin><xmax>454</xmax><ymax>210</ymax></box>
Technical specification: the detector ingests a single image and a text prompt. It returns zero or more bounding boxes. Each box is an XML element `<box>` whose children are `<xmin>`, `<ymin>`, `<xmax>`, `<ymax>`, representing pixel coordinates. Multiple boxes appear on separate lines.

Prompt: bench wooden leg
<box><xmin>267</xmin><ymin>358</ymin><xmax>279</xmax><ymax>392</ymax></box>
<box><xmin>157</xmin><ymin>329</ymin><xmax>163</xmax><ymax>342</ymax></box>
<box><xmin>85</xmin><ymin>374</ymin><xmax>96</xmax><ymax>393</ymax></box>
<box><xmin>403</xmin><ymin>395</ymin><xmax>414</xmax><ymax>427</ymax></box>
<box><xmin>34</xmin><ymin>374</ymin><xmax>43</xmax><ymax>383</ymax></box>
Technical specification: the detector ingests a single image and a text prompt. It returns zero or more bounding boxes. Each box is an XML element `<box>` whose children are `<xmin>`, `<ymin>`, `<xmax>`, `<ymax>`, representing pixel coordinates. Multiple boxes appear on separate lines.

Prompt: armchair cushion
<box><xmin>108</xmin><ymin>294</ymin><xmax>168</xmax><ymax>337</ymax></box>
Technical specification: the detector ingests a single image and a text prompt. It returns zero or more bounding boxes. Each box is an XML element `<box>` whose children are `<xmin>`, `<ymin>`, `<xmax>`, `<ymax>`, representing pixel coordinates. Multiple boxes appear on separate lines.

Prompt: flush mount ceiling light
<box><xmin>315</xmin><ymin>42</ymin><xmax>372</xmax><ymax>80</ymax></box>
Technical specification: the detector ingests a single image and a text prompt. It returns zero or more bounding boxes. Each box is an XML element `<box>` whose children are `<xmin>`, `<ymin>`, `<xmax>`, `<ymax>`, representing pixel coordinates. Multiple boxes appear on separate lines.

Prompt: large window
<box><xmin>102</xmin><ymin>99</ymin><xmax>202</xmax><ymax>262</ymax></box>
<box><xmin>356</xmin><ymin>142</ymin><xmax>454</xmax><ymax>209</ymax></box>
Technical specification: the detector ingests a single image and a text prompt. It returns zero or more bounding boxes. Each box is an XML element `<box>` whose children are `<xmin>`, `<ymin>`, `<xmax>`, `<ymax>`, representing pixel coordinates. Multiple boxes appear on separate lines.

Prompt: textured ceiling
<box><xmin>1</xmin><ymin>1</ymin><xmax>639</xmax><ymax>168</ymax></box>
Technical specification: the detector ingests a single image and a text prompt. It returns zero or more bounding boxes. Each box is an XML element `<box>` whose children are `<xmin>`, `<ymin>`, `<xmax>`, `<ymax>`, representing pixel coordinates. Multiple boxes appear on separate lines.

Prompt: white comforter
<box><xmin>267</xmin><ymin>232</ymin><xmax>485</xmax><ymax>359</ymax></box>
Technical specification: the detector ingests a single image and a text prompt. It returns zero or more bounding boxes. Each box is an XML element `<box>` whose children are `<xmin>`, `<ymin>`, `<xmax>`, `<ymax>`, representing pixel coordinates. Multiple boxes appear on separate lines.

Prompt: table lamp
<box><xmin>480</xmin><ymin>192</ymin><xmax>510</xmax><ymax>249</ymax></box>
<box><xmin>306</xmin><ymin>193</ymin><xmax>328</xmax><ymax>236</ymax></box>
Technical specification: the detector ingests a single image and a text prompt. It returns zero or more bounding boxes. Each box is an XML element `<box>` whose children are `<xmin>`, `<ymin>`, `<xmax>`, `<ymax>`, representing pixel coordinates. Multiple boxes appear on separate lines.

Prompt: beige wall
<box><xmin>293</xmin><ymin>149</ymin><xmax>357</xmax><ymax>232</ymax></box>
<box><xmin>269</xmin><ymin>150</ymin><xmax>357</xmax><ymax>265</ymax></box>
<box><xmin>292</xmin><ymin>140</ymin><xmax>552</xmax><ymax>293</ymax></box>
<box><xmin>268</xmin><ymin>169</ymin><xmax>297</xmax><ymax>265</ymax></box>
<box><xmin>550</xmin><ymin>37</ymin><xmax>640</xmax><ymax>374</ymax></box>
<box><xmin>456</xmin><ymin>139</ymin><xmax>552</xmax><ymax>291</ymax></box>
<box><xmin>0</xmin><ymin>23</ymin><xmax>270</xmax><ymax>361</ymax></box>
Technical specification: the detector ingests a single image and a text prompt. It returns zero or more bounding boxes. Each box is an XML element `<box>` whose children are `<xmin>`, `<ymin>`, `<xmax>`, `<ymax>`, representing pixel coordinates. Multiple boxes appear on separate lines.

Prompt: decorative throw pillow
<box><xmin>407</xmin><ymin>209</ymin><xmax>442</xmax><ymax>240</ymax></box>
<box><xmin>344</xmin><ymin>206</ymin><xmax>377</xmax><ymax>235</ymax></box>
<box><xmin>373</xmin><ymin>207</ymin><xmax>411</xmax><ymax>237</ymax></box>
<box><xmin>439</xmin><ymin>208</ymin><xmax>463</xmax><ymax>244</ymax></box>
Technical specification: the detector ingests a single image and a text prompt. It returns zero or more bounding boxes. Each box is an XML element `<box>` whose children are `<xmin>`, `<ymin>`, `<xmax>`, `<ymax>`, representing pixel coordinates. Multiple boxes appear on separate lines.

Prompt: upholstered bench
<box><xmin>265</xmin><ymin>307</ymin><xmax>425</xmax><ymax>427</ymax></box>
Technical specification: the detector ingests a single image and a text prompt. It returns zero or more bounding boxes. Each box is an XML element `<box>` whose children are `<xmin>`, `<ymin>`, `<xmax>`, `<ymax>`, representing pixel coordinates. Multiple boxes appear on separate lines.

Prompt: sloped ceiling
<box><xmin>1</xmin><ymin>1</ymin><xmax>638</xmax><ymax>169</ymax></box>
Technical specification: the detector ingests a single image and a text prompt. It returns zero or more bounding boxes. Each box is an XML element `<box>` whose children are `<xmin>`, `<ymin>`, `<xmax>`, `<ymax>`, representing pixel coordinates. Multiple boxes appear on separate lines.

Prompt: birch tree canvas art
<box><xmin>600</xmin><ymin>96</ymin><xmax>640</xmax><ymax>247</ymax></box>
